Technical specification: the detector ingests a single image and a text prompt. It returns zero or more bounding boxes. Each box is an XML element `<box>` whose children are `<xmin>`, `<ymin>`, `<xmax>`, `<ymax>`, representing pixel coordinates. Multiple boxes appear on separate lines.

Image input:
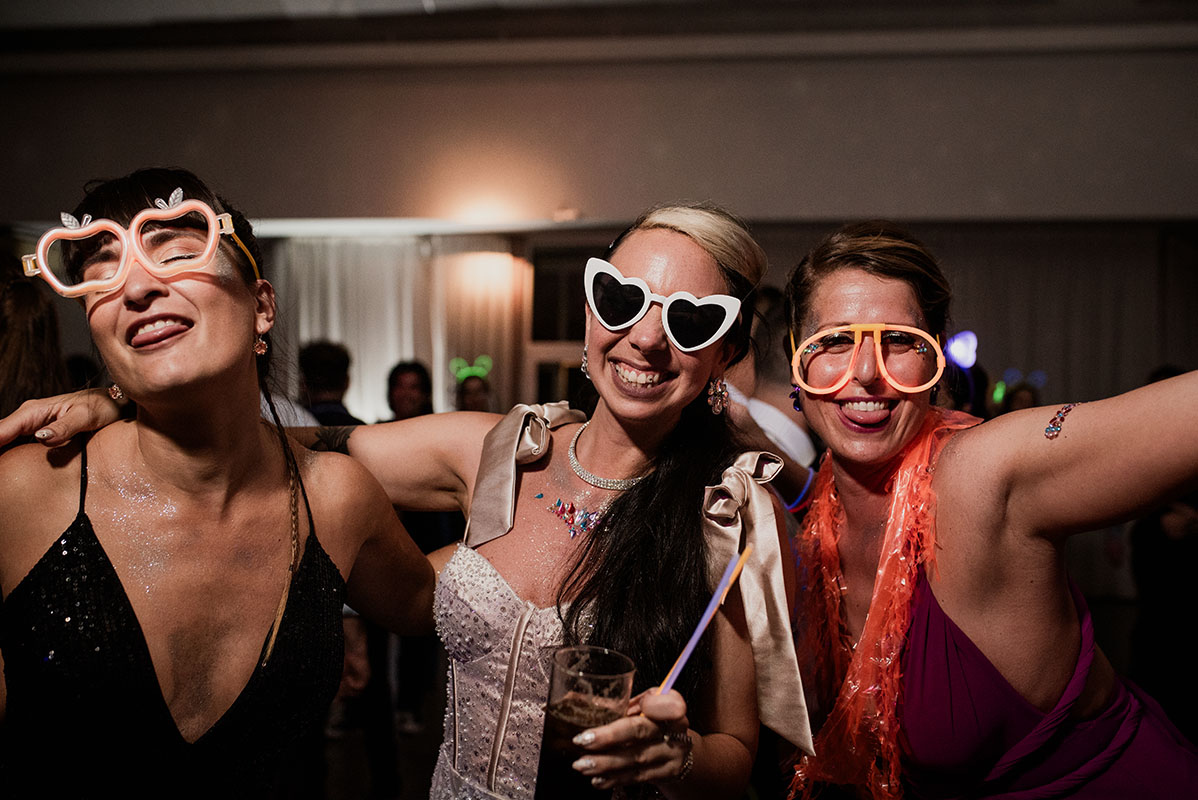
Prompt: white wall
<box><xmin>2</xmin><ymin>29</ymin><xmax>1195</xmax><ymax>223</ymax></box>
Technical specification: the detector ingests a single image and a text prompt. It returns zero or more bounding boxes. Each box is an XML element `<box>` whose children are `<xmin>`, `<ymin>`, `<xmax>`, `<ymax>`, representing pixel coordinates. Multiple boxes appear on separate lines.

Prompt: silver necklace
<box><xmin>568</xmin><ymin>422</ymin><xmax>644</xmax><ymax>491</ymax></box>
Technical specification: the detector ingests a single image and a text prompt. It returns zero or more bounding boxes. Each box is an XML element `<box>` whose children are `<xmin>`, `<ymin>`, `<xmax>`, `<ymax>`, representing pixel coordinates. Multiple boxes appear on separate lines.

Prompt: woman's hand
<box><xmin>0</xmin><ymin>389</ymin><xmax>122</xmax><ymax>448</ymax></box>
<box><xmin>570</xmin><ymin>689</ymin><xmax>694</xmax><ymax>790</ymax></box>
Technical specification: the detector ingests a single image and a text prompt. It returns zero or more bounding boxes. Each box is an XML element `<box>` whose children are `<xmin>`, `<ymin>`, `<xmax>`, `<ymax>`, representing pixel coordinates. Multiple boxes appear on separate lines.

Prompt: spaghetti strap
<box><xmin>296</xmin><ymin>471</ymin><xmax>316</xmax><ymax>539</ymax></box>
<box><xmin>78</xmin><ymin>440</ymin><xmax>89</xmax><ymax>511</ymax></box>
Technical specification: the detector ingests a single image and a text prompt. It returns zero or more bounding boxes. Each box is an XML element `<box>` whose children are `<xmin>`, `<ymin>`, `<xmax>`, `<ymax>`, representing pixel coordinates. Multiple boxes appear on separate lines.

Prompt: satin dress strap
<box><xmin>703</xmin><ymin>451</ymin><xmax>814</xmax><ymax>755</ymax></box>
<box><xmin>464</xmin><ymin>401</ymin><xmax>586</xmax><ymax>548</ymax></box>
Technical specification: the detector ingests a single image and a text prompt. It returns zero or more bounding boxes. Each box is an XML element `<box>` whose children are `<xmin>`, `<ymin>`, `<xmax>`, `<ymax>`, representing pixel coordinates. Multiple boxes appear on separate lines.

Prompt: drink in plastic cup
<box><xmin>534</xmin><ymin>645</ymin><xmax>636</xmax><ymax>799</ymax></box>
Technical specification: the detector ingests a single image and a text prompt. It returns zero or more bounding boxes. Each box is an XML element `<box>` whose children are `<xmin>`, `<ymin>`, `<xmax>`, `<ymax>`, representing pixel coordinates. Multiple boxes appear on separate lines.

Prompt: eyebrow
<box><xmin>140</xmin><ymin>227</ymin><xmax>206</xmax><ymax>247</ymax></box>
<box><xmin>80</xmin><ymin>243</ymin><xmax>121</xmax><ymax>270</ymax></box>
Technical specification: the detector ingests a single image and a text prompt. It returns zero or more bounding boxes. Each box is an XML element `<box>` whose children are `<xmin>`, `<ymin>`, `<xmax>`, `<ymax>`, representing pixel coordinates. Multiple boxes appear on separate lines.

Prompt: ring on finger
<box><xmin>663</xmin><ymin>729</ymin><xmax>689</xmax><ymax>748</ymax></box>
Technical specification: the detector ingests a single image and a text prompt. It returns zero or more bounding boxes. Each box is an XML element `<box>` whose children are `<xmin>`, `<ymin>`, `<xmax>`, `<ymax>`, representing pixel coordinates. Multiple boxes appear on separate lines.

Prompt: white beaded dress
<box><xmin>428</xmin><ymin>402</ymin><xmax>813</xmax><ymax>799</ymax></box>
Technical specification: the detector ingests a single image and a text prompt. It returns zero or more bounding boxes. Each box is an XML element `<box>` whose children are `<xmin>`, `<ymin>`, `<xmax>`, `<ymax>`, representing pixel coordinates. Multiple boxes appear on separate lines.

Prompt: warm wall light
<box><xmin>451</xmin><ymin>251</ymin><xmax>521</xmax><ymax>298</ymax></box>
<box><xmin>453</xmin><ymin>196</ymin><xmax>525</xmax><ymax>225</ymax></box>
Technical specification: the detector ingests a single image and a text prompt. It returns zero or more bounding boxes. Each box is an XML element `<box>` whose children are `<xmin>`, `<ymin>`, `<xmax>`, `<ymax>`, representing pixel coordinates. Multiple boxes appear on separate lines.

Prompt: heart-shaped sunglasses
<box><xmin>584</xmin><ymin>258</ymin><xmax>741</xmax><ymax>353</ymax></box>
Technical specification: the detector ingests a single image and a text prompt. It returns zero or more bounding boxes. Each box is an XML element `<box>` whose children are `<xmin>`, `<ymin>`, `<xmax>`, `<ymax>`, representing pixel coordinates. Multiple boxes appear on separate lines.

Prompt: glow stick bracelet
<box><xmin>656</xmin><ymin>545</ymin><xmax>753</xmax><ymax>695</ymax></box>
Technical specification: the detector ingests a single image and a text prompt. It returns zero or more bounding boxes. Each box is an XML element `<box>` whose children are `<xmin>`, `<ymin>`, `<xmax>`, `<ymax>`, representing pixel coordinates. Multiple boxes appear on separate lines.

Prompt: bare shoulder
<box><xmin>0</xmin><ymin>439</ymin><xmax>86</xmax><ymax>596</ymax></box>
<box><xmin>0</xmin><ymin>439</ymin><xmax>84</xmax><ymax>512</ymax></box>
<box><xmin>294</xmin><ymin>443</ymin><xmax>390</xmax><ymax>518</ymax></box>
<box><xmin>933</xmin><ymin>414</ymin><xmax>1030</xmax><ymax>508</ymax></box>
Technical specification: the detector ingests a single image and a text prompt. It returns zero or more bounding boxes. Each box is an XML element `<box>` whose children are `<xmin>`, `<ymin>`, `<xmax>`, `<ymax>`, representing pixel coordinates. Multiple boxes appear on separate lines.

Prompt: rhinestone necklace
<box><xmin>567</xmin><ymin>422</ymin><xmax>644</xmax><ymax>491</ymax></box>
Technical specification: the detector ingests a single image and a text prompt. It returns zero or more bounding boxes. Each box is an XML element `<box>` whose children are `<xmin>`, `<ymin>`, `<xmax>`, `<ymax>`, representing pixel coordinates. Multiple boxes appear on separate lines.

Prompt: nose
<box><xmin>120</xmin><ymin>256</ymin><xmax>169</xmax><ymax>307</ymax></box>
<box><xmin>626</xmin><ymin>302</ymin><xmax>669</xmax><ymax>353</ymax></box>
<box><xmin>850</xmin><ymin>335</ymin><xmax>882</xmax><ymax>387</ymax></box>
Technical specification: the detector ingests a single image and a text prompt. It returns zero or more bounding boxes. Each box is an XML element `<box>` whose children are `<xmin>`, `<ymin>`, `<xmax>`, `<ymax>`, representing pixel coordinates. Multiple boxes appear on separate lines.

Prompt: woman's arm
<box><xmin>946</xmin><ymin>371</ymin><xmax>1198</xmax><ymax>543</ymax></box>
<box><xmin>571</xmin><ymin>584</ymin><xmax>759</xmax><ymax>799</ymax></box>
<box><xmin>302</xmin><ymin>412</ymin><xmax>500</xmax><ymax>515</ymax></box>
<box><xmin>0</xmin><ymin>390</ymin><xmax>122</xmax><ymax>449</ymax></box>
<box><xmin>0</xmin><ymin>394</ymin><xmax>500</xmax><ymax>520</ymax></box>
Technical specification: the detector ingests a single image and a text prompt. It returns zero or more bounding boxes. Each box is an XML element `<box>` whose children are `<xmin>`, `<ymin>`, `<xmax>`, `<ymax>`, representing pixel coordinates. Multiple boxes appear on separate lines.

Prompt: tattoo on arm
<box><xmin>313</xmin><ymin>426</ymin><xmax>355</xmax><ymax>455</ymax></box>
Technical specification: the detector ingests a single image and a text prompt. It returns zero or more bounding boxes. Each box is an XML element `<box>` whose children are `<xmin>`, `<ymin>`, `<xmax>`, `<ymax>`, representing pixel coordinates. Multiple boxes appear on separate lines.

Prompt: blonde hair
<box><xmin>621</xmin><ymin>203</ymin><xmax>767</xmax><ymax>292</ymax></box>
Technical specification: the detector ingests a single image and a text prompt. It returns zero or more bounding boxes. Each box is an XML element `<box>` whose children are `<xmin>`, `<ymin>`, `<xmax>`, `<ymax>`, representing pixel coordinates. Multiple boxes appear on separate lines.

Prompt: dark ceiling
<box><xmin>4</xmin><ymin>1</ymin><xmax>1196</xmax><ymax>54</ymax></box>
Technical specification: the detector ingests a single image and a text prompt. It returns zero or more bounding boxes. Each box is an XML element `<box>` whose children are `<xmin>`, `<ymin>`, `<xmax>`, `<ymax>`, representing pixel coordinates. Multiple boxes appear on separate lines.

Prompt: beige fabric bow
<box><xmin>465</xmin><ymin>401</ymin><xmax>586</xmax><ymax>547</ymax></box>
<box><xmin>703</xmin><ymin>451</ymin><xmax>815</xmax><ymax>755</ymax></box>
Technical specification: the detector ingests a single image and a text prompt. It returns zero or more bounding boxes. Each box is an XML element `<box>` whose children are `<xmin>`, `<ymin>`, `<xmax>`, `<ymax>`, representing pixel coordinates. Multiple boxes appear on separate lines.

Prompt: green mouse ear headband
<box><xmin>450</xmin><ymin>354</ymin><xmax>493</xmax><ymax>383</ymax></box>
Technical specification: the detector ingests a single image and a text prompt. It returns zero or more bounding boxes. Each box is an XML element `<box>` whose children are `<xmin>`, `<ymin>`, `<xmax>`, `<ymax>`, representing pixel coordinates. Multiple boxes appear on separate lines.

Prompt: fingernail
<box><xmin>591</xmin><ymin>777</ymin><xmax>609</xmax><ymax>789</ymax></box>
<box><xmin>573</xmin><ymin>731</ymin><xmax>595</xmax><ymax>746</ymax></box>
<box><xmin>34</xmin><ymin>429</ymin><xmax>52</xmax><ymax>440</ymax></box>
<box><xmin>572</xmin><ymin>758</ymin><xmax>595</xmax><ymax>772</ymax></box>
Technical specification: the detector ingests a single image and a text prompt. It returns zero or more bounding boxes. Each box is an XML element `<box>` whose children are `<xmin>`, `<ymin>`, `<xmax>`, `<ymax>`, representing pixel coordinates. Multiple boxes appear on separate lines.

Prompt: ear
<box><xmin>713</xmin><ymin>330</ymin><xmax>739</xmax><ymax>377</ymax></box>
<box><xmin>253</xmin><ymin>279</ymin><xmax>277</xmax><ymax>335</ymax></box>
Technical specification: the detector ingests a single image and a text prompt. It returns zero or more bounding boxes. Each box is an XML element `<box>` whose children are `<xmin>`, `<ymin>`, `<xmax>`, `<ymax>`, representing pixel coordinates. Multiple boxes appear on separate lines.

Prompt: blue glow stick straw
<box><xmin>657</xmin><ymin>545</ymin><xmax>753</xmax><ymax>695</ymax></box>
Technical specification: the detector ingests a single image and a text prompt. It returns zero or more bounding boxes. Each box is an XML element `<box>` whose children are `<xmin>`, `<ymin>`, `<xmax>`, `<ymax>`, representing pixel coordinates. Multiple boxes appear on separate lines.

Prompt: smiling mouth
<box><xmin>614</xmin><ymin>363</ymin><xmax>664</xmax><ymax>387</ymax></box>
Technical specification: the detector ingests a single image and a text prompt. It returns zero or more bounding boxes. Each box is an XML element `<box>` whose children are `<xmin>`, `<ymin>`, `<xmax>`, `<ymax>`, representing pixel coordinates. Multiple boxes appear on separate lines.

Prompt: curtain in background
<box><xmin>924</xmin><ymin>223</ymin><xmax>1195</xmax><ymax>407</ymax></box>
<box><xmin>429</xmin><ymin>234</ymin><xmax>527</xmax><ymax>416</ymax></box>
<box><xmin>269</xmin><ymin>234</ymin><xmax>522</xmax><ymax>422</ymax></box>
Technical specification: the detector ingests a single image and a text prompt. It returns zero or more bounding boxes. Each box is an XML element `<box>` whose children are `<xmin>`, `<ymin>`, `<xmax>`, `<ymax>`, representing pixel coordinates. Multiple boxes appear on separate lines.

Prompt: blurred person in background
<box><xmin>299</xmin><ymin>340</ymin><xmax>365</xmax><ymax>427</ymax></box>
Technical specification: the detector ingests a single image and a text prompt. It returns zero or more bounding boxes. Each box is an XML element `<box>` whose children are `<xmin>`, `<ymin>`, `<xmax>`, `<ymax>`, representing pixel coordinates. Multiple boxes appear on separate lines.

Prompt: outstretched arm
<box><xmin>304</xmin><ymin>411</ymin><xmax>500</xmax><ymax>515</ymax></box>
<box><xmin>947</xmin><ymin>370</ymin><xmax>1198</xmax><ymax>543</ymax></box>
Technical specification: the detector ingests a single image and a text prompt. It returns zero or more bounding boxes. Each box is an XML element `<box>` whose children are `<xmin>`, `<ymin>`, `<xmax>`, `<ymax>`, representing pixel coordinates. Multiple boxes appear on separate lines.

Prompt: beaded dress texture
<box><xmin>0</xmin><ymin>445</ymin><xmax>346</xmax><ymax>798</ymax></box>
<box><xmin>429</xmin><ymin>402</ymin><xmax>813</xmax><ymax>799</ymax></box>
<box><xmin>431</xmin><ymin>546</ymin><xmax>565</xmax><ymax>799</ymax></box>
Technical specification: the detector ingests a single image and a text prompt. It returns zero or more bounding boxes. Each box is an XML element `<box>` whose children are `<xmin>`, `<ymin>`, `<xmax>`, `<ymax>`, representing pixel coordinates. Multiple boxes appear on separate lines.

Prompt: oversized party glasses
<box><xmin>791</xmin><ymin>323</ymin><xmax>945</xmax><ymax>395</ymax></box>
<box><xmin>584</xmin><ymin>258</ymin><xmax>741</xmax><ymax>352</ymax></box>
<box><xmin>22</xmin><ymin>196</ymin><xmax>258</xmax><ymax>298</ymax></box>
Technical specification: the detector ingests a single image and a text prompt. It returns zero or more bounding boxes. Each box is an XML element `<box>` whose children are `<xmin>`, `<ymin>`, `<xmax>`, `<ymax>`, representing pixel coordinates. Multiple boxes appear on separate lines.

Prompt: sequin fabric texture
<box><xmin>0</xmin><ymin>447</ymin><xmax>347</xmax><ymax>797</ymax></box>
<box><xmin>431</xmin><ymin>545</ymin><xmax>564</xmax><ymax>799</ymax></box>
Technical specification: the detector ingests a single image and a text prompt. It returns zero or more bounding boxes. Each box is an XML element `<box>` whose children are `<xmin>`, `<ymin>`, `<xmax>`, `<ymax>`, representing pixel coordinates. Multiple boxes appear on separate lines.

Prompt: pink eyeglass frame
<box><xmin>22</xmin><ymin>199</ymin><xmax>253</xmax><ymax>298</ymax></box>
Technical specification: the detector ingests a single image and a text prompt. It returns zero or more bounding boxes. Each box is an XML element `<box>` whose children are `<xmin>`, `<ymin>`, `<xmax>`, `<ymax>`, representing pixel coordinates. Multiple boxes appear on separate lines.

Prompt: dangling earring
<box><xmin>108</xmin><ymin>384</ymin><xmax>125</xmax><ymax>402</ymax></box>
<box><xmin>790</xmin><ymin>384</ymin><xmax>802</xmax><ymax>411</ymax></box>
<box><xmin>580</xmin><ymin>342</ymin><xmax>589</xmax><ymax>378</ymax></box>
<box><xmin>707</xmin><ymin>377</ymin><xmax>729</xmax><ymax>415</ymax></box>
<box><xmin>253</xmin><ymin>335</ymin><xmax>268</xmax><ymax>356</ymax></box>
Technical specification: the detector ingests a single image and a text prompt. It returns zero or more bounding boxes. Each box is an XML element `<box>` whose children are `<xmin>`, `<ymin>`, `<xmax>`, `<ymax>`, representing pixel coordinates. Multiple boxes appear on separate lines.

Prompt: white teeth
<box><xmin>614</xmin><ymin>363</ymin><xmax>662</xmax><ymax>386</ymax></box>
<box><xmin>135</xmin><ymin>318</ymin><xmax>182</xmax><ymax>337</ymax></box>
<box><xmin>843</xmin><ymin>400</ymin><xmax>889</xmax><ymax>412</ymax></box>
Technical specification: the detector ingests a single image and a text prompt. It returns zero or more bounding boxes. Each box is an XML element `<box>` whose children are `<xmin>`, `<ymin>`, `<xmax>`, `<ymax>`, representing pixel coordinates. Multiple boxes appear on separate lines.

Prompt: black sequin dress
<box><xmin>0</xmin><ymin>445</ymin><xmax>346</xmax><ymax>798</ymax></box>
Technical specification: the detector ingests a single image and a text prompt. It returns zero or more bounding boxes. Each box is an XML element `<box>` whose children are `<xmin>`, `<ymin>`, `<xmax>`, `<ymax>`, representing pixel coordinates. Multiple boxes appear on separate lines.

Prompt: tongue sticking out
<box><xmin>841</xmin><ymin>403</ymin><xmax>891</xmax><ymax>427</ymax></box>
<box><xmin>131</xmin><ymin>321</ymin><xmax>190</xmax><ymax>348</ymax></box>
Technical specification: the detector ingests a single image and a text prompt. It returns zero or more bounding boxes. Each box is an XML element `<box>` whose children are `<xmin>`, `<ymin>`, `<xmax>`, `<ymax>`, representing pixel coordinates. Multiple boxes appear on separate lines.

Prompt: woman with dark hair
<box><xmin>386</xmin><ymin>360</ymin><xmax>434</xmax><ymax>420</ymax></box>
<box><xmin>0</xmin><ymin>168</ymin><xmax>433</xmax><ymax>796</ymax></box>
<box><xmin>784</xmin><ymin>221</ymin><xmax>1197</xmax><ymax>798</ymax></box>
<box><xmin>0</xmin><ymin>269</ymin><xmax>69</xmax><ymax>422</ymax></box>
<box><xmin>2</xmin><ymin>201</ymin><xmax>813</xmax><ymax>798</ymax></box>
